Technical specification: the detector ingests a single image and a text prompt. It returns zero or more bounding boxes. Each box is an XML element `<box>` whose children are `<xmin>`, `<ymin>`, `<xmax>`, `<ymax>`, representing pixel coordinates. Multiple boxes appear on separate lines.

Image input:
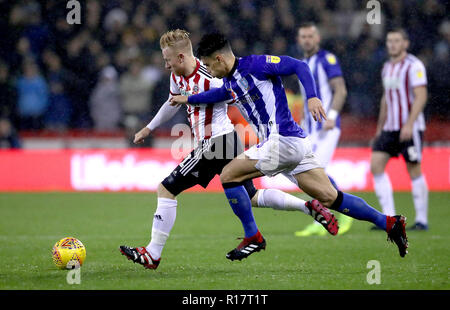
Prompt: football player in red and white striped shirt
<box><xmin>371</xmin><ymin>28</ymin><xmax>429</xmax><ymax>230</ymax></box>
<box><xmin>119</xmin><ymin>29</ymin><xmax>336</xmax><ymax>269</ymax></box>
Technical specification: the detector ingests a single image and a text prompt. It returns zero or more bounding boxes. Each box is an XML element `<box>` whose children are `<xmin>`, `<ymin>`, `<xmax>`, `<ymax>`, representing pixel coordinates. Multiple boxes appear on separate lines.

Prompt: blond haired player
<box><xmin>119</xmin><ymin>29</ymin><xmax>339</xmax><ymax>269</ymax></box>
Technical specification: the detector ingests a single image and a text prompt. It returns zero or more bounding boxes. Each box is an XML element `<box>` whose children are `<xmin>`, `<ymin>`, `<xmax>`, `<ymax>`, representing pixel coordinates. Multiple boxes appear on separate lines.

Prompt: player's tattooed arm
<box><xmin>324</xmin><ymin>77</ymin><xmax>347</xmax><ymax>130</ymax></box>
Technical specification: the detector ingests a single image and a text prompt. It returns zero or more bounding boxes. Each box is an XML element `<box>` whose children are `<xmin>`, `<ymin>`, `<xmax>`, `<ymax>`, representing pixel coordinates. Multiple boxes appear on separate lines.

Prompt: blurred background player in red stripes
<box><xmin>370</xmin><ymin>28</ymin><xmax>429</xmax><ymax>231</ymax></box>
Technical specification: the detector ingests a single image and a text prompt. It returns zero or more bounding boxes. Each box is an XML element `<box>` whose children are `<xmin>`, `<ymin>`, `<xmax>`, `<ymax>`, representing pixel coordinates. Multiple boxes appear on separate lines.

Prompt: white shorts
<box><xmin>244</xmin><ymin>134</ymin><xmax>321</xmax><ymax>183</ymax></box>
<box><xmin>308</xmin><ymin>127</ymin><xmax>341</xmax><ymax>168</ymax></box>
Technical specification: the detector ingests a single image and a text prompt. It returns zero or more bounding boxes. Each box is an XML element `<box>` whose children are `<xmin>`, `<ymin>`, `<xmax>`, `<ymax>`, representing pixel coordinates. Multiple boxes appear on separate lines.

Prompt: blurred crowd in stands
<box><xmin>0</xmin><ymin>0</ymin><xmax>448</xmax><ymax>148</ymax></box>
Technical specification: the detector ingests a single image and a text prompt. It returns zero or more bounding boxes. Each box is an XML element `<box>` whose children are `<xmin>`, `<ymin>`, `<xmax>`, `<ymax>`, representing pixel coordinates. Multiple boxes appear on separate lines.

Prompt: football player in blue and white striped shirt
<box><xmin>295</xmin><ymin>22</ymin><xmax>353</xmax><ymax>237</ymax></box>
<box><xmin>170</xmin><ymin>33</ymin><xmax>409</xmax><ymax>260</ymax></box>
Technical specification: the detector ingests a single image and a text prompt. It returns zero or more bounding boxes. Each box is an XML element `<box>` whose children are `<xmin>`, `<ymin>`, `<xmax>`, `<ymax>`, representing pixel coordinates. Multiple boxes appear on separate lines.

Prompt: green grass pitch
<box><xmin>0</xmin><ymin>191</ymin><xmax>448</xmax><ymax>290</ymax></box>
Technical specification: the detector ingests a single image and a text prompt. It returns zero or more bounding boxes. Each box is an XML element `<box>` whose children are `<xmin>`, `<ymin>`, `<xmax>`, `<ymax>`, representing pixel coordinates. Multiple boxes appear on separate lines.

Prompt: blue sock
<box><xmin>334</xmin><ymin>191</ymin><xmax>386</xmax><ymax>230</ymax></box>
<box><xmin>223</xmin><ymin>183</ymin><xmax>258</xmax><ymax>238</ymax></box>
<box><xmin>328</xmin><ymin>175</ymin><xmax>339</xmax><ymax>190</ymax></box>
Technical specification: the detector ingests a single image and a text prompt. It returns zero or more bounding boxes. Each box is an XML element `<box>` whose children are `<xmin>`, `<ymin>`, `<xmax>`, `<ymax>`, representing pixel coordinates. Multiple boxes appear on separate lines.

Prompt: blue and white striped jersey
<box><xmin>188</xmin><ymin>55</ymin><xmax>318</xmax><ymax>141</ymax></box>
<box><xmin>299</xmin><ymin>49</ymin><xmax>343</xmax><ymax>135</ymax></box>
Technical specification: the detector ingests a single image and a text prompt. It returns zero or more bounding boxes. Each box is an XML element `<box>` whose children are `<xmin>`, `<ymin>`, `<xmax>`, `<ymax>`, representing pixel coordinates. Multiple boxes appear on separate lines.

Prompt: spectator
<box><xmin>64</xmin><ymin>31</ymin><xmax>97</xmax><ymax>128</ymax></box>
<box><xmin>0</xmin><ymin>117</ymin><xmax>21</xmax><ymax>149</ymax></box>
<box><xmin>434</xmin><ymin>20</ymin><xmax>450</xmax><ymax>61</ymax></box>
<box><xmin>119</xmin><ymin>58</ymin><xmax>156</xmax><ymax>123</ymax></box>
<box><xmin>428</xmin><ymin>20</ymin><xmax>450</xmax><ymax>118</ymax></box>
<box><xmin>89</xmin><ymin>65</ymin><xmax>122</xmax><ymax>131</ymax></box>
<box><xmin>0</xmin><ymin>0</ymin><xmax>448</xmax><ymax>130</ymax></box>
<box><xmin>16</xmin><ymin>59</ymin><xmax>49</xmax><ymax>130</ymax></box>
<box><xmin>0</xmin><ymin>61</ymin><xmax>17</xmax><ymax>127</ymax></box>
<box><xmin>42</xmin><ymin>49</ymin><xmax>72</xmax><ymax>130</ymax></box>
<box><xmin>347</xmin><ymin>38</ymin><xmax>380</xmax><ymax>116</ymax></box>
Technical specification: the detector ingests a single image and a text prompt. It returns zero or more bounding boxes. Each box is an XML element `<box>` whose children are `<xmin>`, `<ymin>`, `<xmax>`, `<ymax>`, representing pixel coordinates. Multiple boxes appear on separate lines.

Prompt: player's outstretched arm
<box><xmin>169</xmin><ymin>95</ymin><xmax>188</xmax><ymax>107</ymax></box>
<box><xmin>258</xmin><ymin>55</ymin><xmax>326</xmax><ymax>122</ymax></box>
<box><xmin>134</xmin><ymin>127</ymin><xmax>151</xmax><ymax>145</ymax></box>
<box><xmin>170</xmin><ymin>86</ymin><xmax>231</xmax><ymax>107</ymax></box>
<box><xmin>134</xmin><ymin>98</ymin><xmax>181</xmax><ymax>144</ymax></box>
<box><xmin>259</xmin><ymin>55</ymin><xmax>318</xmax><ymax>100</ymax></box>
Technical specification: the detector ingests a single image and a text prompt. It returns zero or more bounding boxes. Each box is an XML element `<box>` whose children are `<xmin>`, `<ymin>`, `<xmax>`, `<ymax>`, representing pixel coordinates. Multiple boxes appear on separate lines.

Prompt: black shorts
<box><xmin>162</xmin><ymin>131</ymin><xmax>257</xmax><ymax>197</ymax></box>
<box><xmin>372</xmin><ymin>130</ymin><xmax>424</xmax><ymax>163</ymax></box>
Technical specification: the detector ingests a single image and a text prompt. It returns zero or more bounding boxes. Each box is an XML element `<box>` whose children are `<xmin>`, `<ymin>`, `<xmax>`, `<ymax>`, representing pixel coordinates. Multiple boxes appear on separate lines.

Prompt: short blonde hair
<box><xmin>160</xmin><ymin>29</ymin><xmax>192</xmax><ymax>53</ymax></box>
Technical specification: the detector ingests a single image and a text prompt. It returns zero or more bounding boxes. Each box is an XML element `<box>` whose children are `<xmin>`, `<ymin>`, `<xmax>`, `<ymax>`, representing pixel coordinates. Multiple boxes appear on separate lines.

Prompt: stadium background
<box><xmin>0</xmin><ymin>0</ymin><xmax>449</xmax><ymax>191</ymax></box>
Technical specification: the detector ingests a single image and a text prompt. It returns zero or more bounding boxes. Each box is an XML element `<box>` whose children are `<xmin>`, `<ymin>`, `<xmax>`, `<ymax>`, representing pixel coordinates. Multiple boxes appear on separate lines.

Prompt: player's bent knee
<box><xmin>157</xmin><ymin>182</ymin><xmax>176</xmax><ymax>200</ymax></box>
<box><xmin>370</xmin><ymin>162</ymin><xmax>384</xmax><ymax>175</ymax></box>
<box><xmin>220</xmin><ymin>166</ymin><xmax>236</xmax><ymax>184</ymax></box>
<box><xmin>317</xmin><ymin>187</ymin><xmax>338</xmax><ymax>208</ymax></box>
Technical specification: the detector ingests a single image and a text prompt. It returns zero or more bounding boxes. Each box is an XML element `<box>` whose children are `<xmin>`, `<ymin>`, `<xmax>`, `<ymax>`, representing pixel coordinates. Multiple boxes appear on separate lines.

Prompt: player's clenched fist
<box><xmin>307</xmin><ymin>97</ymin><xmax>327</xmax><ymax>122</ymax></box>
<box><xmin>169</xmin><ymin>95</ymin><xmax>188</xmax><ymax>107</ymax></box>
<box><xmin>134</xmin><ymin>127</ymin><xmax>151</xmax><ymax>144</ymax></box>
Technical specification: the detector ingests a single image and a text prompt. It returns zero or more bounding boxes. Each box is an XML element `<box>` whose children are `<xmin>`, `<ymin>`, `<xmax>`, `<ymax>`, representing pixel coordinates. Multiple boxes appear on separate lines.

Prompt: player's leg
<box><xmin>119</xmin><ymin>180</ymin><xmax>180</xmax><ymax>269</ymax></box>
<box><xmin>294</xmin><ymin>168</ymin><xmax>388</xmax><ymax>230</ymax></box>
<box><xmin>407</xmin><ymin>162</ymin><xmax>429</xmax><ymax>230</ymax></box>
<box><xmin>293</xmin><ymin>167</ymin><xmax>409</xmax><ymax>257</ymax></box>
<box><xmin>119</xmin><ymin>147</ymin><xmax>205</xmax><ymax>268</ymax></box>
<box><xmin>245</xmin><ymin>134</ymin><xmax>339</xmax><ymax>235</ymax></box>
<box><xmin>371</xmin><ymin>132</ymin><xmax>397</xmax><ymax>216</ymax></box>
<box><xmin>221</xmin><ymin>135</ymin><xmax>317</xmax><ymax>236</ymax></box>
<box><xmin>328</xmin><ymin>178</ymin><xmax>353</xmax><ymax>235</ymax></box>
<box><xmin>296</xmin><ymin>128</ymin><xmax>352</xmax><ymax>236</ymax></box>
<box><xmin>371</xmin><ymin>151</ymin><xmax>395</xmax><ymax>216</ymax></box>
<box><xmin>251</xmin><ymin>188</ymin><xmax>309</xmax><ymax>214</ymax></box>
<box><xmin>144</xmin><ymin>182</ymin><xmax>178</xmax><ymax>262</ymax></box>
<box><xmin>219</xmin><ymin>153</ymin><xmax>268</xmax><ymax>260</ymax></box>
<box><xmin>220</xmin><ymin>152</ymin><xmax>264</xmax><ymax>238</ymax></box>
<box><xmin>402</xmin><ymin>131</ymin><xmax>428</xmax><ymax>230</ymax></box>
<box><xmin>229</xmin><ymin>132</ymin><xmax>310</xmax><ymax>215</ymax></box>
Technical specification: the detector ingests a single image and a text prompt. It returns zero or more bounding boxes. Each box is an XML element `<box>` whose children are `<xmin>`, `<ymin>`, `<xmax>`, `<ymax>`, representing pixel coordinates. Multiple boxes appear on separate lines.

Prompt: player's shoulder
<box><xmin>239</xmin><ymin>55</ymin><xmax>263</xmax><ymax>68</ymax></box>
<box><xmin>240</xmin><ymin>54</ymin><xmax>280</xmax><ymax>66</ymax></box>
<box><xmin>318</xmin><ymin>49</ymin><xmax>339</xmax><ymax>65</ymax></box>
<box><xmin>235</xmin><ymin>55</ymin><xmax>269</xmax><ymax>77</ymax></box>
<box><xmin>406</xmin><ymin>53</ymin><xmax>425</xmax><ymax>67</ymax></box>
<box><xmin>197</xmin><ymin>59</ymin><xmax>214</xmax><ymax>80</ymax></box>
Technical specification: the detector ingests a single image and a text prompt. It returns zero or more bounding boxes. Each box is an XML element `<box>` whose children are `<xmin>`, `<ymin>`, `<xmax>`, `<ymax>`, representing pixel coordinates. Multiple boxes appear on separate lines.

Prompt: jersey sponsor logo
<box><xmin>383</xmin><ymin>76</ymin><xmax>401</xmax><ymax>89</ymax></box>
<box><xmin>154</xmin><ymin>214</ymin><xmax>163</xmax><ymax>221</ymax></box>
<box><xmin>238</xmin><ymin>77</ymin><xmax>249</xmax><ymax>91</ymax></box>
<box><xmin>416</xmin><ymin>70</ymin><xmax>424</xmax><ymax>79</ymax></box>
<box><xmin>326</xmin><ymin>53</ymin><xmax>337</xmax><ymax>65</ymax></box>
<box><xmin>193</xmin><ymin>84</ymin><xmax>200</xmax><ymax>94</ymax></box>
<box><xmin>266</xmin><ymin>55</ymin><xmax>280</xmax><ymax>64</ymax></box>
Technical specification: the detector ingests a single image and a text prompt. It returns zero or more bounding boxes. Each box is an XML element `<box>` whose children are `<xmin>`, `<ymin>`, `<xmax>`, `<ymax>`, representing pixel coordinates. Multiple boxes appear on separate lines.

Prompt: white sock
<box><xmin>411</xmin><ymin>175</ymin><xmax>429</xmax><ymax>225</ymax></box>
<box><xmin>146</xmin><ymin>198</ymin><xmax>177</xmax><ymax>260</ymax></box>
<box><xmin>257</xmin><ymin>189</ymin><xmax>309</xmax><ymax>215</ymax></box>
<box><xmin>373</xmin><ymin>173</ymin><xmax>396</xmax><ymax>216</ymax></box>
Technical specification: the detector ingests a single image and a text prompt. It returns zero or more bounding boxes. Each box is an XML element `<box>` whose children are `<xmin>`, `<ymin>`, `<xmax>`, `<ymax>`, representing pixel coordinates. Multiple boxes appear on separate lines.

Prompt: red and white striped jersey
<box><xmin>381</xmin><ymin>54</ymin><xmax>427</xmax><ymax>131</ymax></box>
<box><xmin>170</xmin><ymin>59</ymin><xmax>234</xmax><ymax>143</ymax></box>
